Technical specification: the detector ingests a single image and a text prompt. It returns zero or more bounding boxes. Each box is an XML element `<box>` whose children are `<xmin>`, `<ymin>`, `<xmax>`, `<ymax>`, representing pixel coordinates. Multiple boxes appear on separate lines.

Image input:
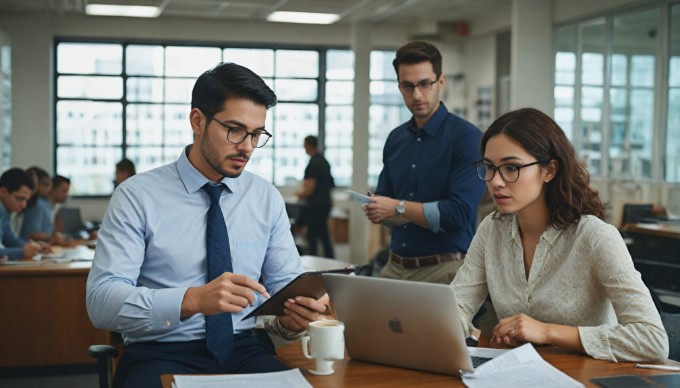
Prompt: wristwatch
<box><xmin>395</xmin><ymin>200</ymin><xmax>406</xmax><ymax>217</ymax></box>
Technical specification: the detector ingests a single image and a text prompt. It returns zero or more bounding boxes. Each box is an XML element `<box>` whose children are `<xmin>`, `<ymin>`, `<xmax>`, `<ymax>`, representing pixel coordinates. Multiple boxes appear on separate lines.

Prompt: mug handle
<box><xmin>301</xmin><ymin>335</ymin><xmax>313</xmax><ymax>359</ymax></box>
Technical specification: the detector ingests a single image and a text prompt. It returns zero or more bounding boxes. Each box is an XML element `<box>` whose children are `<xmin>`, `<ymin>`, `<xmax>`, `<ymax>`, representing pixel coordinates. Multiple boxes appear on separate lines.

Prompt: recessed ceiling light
<box><xmin>267</xmin><ymin>11</ymin><xmax>340</xmax><ymax>25</ymax></box>
<box><xmin>86</xmin><ymin>4</ymin><xmax>161</xmax><ymax>18</ymax></box>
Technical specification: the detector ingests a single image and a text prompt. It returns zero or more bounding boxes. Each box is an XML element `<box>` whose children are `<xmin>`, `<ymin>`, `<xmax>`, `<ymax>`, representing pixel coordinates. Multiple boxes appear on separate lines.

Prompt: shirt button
<box><xmin>403</xmin><ymin>225</ymin><xmax>407</xmax><ymax>229</ymax></box>
<box><xmin>401</xmin><ymin>243</ymin><xmax>406</xmax><ymax>247</ymax></box>
<box><xmin>409</xmin><ymin>193</ymin><xmax>414</xmax><ymax>197</ymax></box>
<box><xmin>165</xmin><ymin>320</ymin><xmax>172</xmax><ymax>327</ymax></box>
<box><xmin>417</xmin><ymin>138</ymin><xmax>422</xmax><ymax>142</ymax></box>
<box><xmin>411</xmin><ymin>164</ymin><xmax>416</xmax><ymax>168</ymax></box>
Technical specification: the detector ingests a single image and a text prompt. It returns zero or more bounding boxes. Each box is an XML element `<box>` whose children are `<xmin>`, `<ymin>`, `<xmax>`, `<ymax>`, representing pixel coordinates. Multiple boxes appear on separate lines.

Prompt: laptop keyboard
<box><xmin>471</xmin><ymin>356</ymin><xmax>493</xmax><ymax>368</ymax></box>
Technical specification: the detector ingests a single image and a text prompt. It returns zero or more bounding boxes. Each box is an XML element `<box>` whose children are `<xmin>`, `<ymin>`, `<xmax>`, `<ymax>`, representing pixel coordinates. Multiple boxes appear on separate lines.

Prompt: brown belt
<box><xmin>389</xmin><ymin>251</ymin><xmax>465</xmax><ymax>269</ymax></box>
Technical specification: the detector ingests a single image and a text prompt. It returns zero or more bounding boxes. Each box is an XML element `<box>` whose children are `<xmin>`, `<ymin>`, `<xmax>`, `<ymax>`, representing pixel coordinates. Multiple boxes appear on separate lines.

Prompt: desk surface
<box><xmin>301</xmin><ymin>255</ymin><xmax>352</xmax><ymax>272</ymax></box>
<box><xmin>0</xmin><ymin>252</ymin><xmax>108</xmax><ymax>367</ymax></box>
<box><xmin>163</xmin><ymin>341</ymin><xmax>679</xmax><ymax>387</ymax></box>
<box><xmin>623</xmin><ymin>222</ymin><xmax>680</xmax><ymax>240</ymax></box>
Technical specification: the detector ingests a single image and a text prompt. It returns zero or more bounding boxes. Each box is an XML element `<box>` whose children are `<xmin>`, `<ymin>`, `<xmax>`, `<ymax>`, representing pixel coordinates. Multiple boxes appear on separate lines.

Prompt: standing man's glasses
<box><xmin>475</xmin><ymin>161</ymin><xmax>544</xmax><ymax>183</ymax></box>
<box><xmin>205</xmin><ymin>113</ymin><xmax>272</xmax><ymax>148</ymax></box>
<box><xmin>398</xmin><ymin>78</ymin><xmax>439</xmax><ymax>94</ymax></box>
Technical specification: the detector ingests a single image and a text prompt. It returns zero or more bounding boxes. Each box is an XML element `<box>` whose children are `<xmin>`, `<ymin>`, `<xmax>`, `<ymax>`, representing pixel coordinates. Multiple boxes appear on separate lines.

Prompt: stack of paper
<box><xmin>462</xmin><ymin>343</ymin><xmax>584</xmax><ymax>388</ymax></box>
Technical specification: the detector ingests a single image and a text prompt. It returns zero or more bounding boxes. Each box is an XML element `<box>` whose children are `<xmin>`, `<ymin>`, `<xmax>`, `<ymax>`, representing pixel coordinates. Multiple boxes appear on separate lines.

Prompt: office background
<box><xmin>0</xmin><ymin>0</ymin><xmax>678</xmax><ymax>263</ymax></box>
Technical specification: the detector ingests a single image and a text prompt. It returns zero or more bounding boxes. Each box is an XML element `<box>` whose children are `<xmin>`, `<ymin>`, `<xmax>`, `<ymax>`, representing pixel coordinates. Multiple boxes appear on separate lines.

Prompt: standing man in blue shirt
<box><xmin>363</xmin><ymin>41</ymin><xmax>486</xmax><ymax>284</ymax></box>
<box><xmin>87</xmin><ymin>63</ymin><xmax>327</xmax><ymax>387</ymax></box>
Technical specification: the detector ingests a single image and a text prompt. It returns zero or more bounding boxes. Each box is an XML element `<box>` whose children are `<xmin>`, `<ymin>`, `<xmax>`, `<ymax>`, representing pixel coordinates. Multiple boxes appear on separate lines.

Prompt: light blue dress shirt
<box><xmin>19</xmin><ymin>196</ymin><xmax>54</xmax><ymax>239</ymax></box>
<box><xmin>86</xmin><ymin>146</ymin><xmax>303</xmax><ymax>345</ymax></box>
<box><xmin>0</xmin><ymin>202</ymin><xmax>28</xmax><ymax>260</ymax></box>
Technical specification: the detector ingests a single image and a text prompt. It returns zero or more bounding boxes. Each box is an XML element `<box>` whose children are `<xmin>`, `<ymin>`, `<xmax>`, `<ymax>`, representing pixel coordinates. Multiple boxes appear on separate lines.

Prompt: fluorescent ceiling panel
<box><xmin>86</xmin><ymin>4</ymin><xmax>161</xmax><ymax>18</ymax></box>
<box><xmin>267</xmin><ymin>11</ymin><xmax>339</xmax><ymax>25</ymax></box>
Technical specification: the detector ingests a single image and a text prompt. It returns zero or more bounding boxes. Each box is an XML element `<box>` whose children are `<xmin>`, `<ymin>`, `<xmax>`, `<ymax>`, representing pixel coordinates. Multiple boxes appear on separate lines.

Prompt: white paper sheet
<box><xmin>171</xmin><ymin>368</ymin><xmax>312</xmax><ymax>388</ymax></box>
<box><xmin>462</xmin><ymin>343</ymin><xmax>584</xmax><ymax>388</ymax></box>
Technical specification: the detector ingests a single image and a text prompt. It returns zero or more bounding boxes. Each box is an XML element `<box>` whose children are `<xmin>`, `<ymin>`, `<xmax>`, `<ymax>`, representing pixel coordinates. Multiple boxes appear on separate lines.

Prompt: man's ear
<box><xmin>189</xmin><ymin>108</ymin><xmax>205</xmax><ymax>136</ymax></box>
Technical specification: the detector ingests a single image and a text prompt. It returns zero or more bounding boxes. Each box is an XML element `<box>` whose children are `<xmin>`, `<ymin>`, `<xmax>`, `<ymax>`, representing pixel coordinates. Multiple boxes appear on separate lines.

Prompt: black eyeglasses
<box><xmin>398</xmin><ymin>78</ymin><xmax>439</xmax><ymax>94</ymax></box>
<box><xmin>205</xmin><ymin>113</ymin><xmax>272</xmax><ymax>148</ymax></box>
<box><xmin>475</xmin><ymin>161</ymin><xmax>544</xmax><ymax>183</ymax></box>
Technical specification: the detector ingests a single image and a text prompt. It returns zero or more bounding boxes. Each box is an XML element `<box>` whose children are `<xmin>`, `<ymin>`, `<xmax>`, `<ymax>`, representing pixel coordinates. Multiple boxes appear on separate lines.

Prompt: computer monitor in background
<box><xmin>58</xmin><ymin>207</ymin><xmax>88</xmax><ymax>239</ymax></box>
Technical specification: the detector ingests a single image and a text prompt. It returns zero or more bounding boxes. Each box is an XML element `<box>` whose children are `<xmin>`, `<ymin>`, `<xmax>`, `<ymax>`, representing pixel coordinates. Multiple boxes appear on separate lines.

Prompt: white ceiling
<box><xmin>0</xmin><ymin>0</ymin><xmax>511</xmax><ymax>25</ymax></box>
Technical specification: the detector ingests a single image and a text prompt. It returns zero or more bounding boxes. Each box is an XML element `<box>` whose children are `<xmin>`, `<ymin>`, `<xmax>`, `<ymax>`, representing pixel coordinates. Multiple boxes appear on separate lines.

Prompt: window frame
<box><xmin>53</xmin><ymin>38</ymin><xmax>353</xmax><ymax>197</ymax></box>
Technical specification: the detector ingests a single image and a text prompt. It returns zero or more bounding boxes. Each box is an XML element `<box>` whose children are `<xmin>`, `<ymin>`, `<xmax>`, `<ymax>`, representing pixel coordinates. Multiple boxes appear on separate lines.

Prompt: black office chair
<box><xmin>662</xmin><ymin>312</ymin><xmax>680</xmax><ymax>361</ymax></box>
<box><xmin>89</xmin><ymin>344</ymin><xmax>119</xmax><ymax>388</ymax></box>
<box><xmin>645</xmin><ymin>285</ymin><xmax>680</xmax><ymax>361</ymax></box>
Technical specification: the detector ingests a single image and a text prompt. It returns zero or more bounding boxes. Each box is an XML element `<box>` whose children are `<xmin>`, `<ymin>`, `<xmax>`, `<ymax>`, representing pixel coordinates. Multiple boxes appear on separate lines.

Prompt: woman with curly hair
<box><xmin>451</xmin><ymin>108</ymin><xmax>668</xmax><ymax>362</ymax></box>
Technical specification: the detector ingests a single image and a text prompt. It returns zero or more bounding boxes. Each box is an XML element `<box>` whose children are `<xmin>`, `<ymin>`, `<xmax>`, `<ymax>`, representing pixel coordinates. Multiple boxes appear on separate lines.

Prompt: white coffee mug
<box><xmin>301</xmin><ymin>319</ymin><xmax>345</xmax><ymax>375</ymax></box>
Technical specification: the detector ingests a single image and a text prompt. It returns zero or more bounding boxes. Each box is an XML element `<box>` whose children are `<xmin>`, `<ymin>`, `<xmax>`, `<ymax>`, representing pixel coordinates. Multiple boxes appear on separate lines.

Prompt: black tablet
<box><xmin>241</xmin><ymin>267</ymin><xmax>353</xmax><ymax>320</ymax></box>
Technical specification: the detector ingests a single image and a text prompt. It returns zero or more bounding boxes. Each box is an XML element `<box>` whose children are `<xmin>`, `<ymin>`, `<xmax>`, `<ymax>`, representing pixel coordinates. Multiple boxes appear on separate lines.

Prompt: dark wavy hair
<box><xmin>392</xmin><ymin>40</ymin><xmax>443</xmax><ymax>81</ymax></box>
<box><xmin>481</xmin><ymin>108</ymin><xmax>605</xmax><ymax>229</ymax></box>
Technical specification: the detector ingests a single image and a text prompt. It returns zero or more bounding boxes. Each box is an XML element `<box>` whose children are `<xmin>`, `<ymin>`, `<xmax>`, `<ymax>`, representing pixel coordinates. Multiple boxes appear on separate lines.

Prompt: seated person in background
<box><xmin>22</xmin><ymin>173</ymin><xmax>82</xmax><ymax>246</ymax></box>
<box><xmin>49</xmin><ymin>175</ymin><xmax>72</xmax><ymax>235</ymax></box>
<box><xmin>0</xmin><ymin>168</ymin><xmax>44</xmax><ymax>260</ymax></box>
<box><xmin>451</xmin><ymin>108</ymin><xmax>669</xmax><ymax>362</ymax></box>
<box><xmin>87</xmin><ymin>62</ymin><xmax>328</xmax><ymax>387</ymax></box>
<box><xmin>9</xmin><ymin>167</ymin><xmax>38</xmax><ymax>234</ymax></box>
<box><xmin>19</xmin><ymin>166</ymin><xmax>54</xmax><ymax>241</ymax></box>
<box><xmin>114</xmin><ymin>157</ymin><xmax>136</xmax><ymax>188</ymax></box>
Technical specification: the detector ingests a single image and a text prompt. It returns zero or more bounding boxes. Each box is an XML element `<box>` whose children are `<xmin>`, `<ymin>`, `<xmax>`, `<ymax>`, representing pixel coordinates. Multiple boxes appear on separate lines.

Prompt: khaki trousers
<box><xmin>380</xmin><ymin>258</ymin><xmax>465</xmax><ymax>284</ymax></box>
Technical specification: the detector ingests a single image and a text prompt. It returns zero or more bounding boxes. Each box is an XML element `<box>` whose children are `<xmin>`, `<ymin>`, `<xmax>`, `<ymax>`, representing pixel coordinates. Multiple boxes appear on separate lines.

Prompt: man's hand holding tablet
<box><xmin>346</xmin><ymin>190</ymin><xmax>373</xmax><ymax>204</ymax></box>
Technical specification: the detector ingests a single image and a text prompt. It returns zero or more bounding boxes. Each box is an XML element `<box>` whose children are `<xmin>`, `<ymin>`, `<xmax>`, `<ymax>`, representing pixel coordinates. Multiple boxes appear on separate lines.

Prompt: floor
<box><xmin>0</xmin><ymin>374</ymin><xmax>99</xmax><ymax>388</ymax></box>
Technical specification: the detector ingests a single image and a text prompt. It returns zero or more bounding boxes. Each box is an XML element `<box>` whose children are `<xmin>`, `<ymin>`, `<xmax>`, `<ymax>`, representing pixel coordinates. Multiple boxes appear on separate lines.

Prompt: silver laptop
<box><xmin>322</xmin><ymin>273</ymin><xmax>504</xmax><ymax>375</ymax></box>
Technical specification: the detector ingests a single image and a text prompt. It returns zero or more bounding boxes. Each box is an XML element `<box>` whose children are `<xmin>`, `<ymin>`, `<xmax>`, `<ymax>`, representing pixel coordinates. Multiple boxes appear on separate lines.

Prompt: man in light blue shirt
<box><xmin>86</xmin><ymin>63</ymin><xmax>327</xmax><ymax>387</ymax></box>
<box><xmin>0</xmin><ymin>168</ymin><xmax>42</xmax><ymax>260</ymax></box>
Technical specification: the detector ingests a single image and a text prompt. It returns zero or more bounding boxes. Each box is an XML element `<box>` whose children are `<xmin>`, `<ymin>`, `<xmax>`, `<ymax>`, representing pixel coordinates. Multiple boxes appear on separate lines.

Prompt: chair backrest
<box><xmin>661</xmin><ymin>312</ymin><xmax>680</xmax><ymax>361</ymax></box>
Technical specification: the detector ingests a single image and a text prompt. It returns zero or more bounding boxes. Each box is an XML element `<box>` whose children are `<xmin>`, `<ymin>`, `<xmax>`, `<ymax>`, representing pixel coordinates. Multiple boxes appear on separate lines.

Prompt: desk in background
<box><xmin>622</xmin><ymin>222</ymin><xmax>680</xmax><ymax>310</ymax></box>
<box><xmin>0</xmin><ymin>255</ymin><xmax>110</xmax><ymax>368</ymax></box>
<box><xmin>163</xmin><ymin>340</ymin><xmax>680</xmax><ymax>387</ymax></box>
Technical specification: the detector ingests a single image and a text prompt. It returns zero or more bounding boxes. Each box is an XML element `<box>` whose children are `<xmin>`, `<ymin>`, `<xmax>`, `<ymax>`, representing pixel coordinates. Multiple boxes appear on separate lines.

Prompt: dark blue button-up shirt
<box><xmin>376</xmin><ymin>103</ymin><xmax>485</xmax><ymax>256</ymax></box>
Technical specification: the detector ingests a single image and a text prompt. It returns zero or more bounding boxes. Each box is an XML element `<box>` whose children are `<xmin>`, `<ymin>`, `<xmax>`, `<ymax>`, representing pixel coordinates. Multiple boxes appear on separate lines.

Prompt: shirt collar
<box><xmin>509</xmin><ymin>213</ymin><xmax>563</xmax><ymax>245</ymax></box>
<box><xmin>176</xmin><ymin>145</ymin><xmax>239</xmax><ymax>195</ymax></box>
<box><xmin>407</xmin><ymin>102</ymin><xmax>448</xmax><ymax>137</ymax></box>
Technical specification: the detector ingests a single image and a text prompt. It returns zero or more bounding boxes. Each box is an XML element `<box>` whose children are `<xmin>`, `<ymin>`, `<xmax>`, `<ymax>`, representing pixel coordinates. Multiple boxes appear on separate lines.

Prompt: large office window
<box><xmin>368</xmin><ymin>50</ymin><xmax>410</xmax><ymax>188</ymax></box>
<box><xmin>668</xmin><ymin>3</ymin><xmax>680</xmax><ymax>182</ymax></box>
<box><xmin>0</xmin><ymin>44</ymin><xmax>10</xmax><ymax>169</ymax></box>
<box><xmin>55</xmin><ymin>42</ymin><xmax>354</xmax><ymax>195</ymax></box>
<box><xmin>554</xmin><ymin>4</ymin><xmax>680</xmax><ymax>183</ymax></box>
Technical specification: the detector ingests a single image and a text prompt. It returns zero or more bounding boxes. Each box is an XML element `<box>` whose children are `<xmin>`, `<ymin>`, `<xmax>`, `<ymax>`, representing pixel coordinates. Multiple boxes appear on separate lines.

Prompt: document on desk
<box><xmin>462</xmin><ymin>343</ymin><xmax>584</xmax><ymax>388</ymax></box>
<box><xmin>171</xmin><ymin>368</ymin><xmax>312</xmax><ymax>388</ymax></box>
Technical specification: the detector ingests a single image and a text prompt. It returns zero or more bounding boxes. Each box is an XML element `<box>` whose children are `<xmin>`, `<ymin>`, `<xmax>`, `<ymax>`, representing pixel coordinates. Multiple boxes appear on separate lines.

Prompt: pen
<box><xmin>635</xmin><ymin>363</ymin><xmax>680</xmax><ymax>371</ymax></box>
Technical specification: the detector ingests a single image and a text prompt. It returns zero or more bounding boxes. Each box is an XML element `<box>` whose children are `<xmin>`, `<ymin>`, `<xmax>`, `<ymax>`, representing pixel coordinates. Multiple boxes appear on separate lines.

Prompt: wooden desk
<box><xmin>0</xmin><ymin>256</ymin><xmax>110</xmax><ymax>368</ymax></box>
<box><xmin>623</xmin><ymin>222</ymin><xmax>680</xmax><ymax>240</ymax></box>
<box><xmin>162</xmin><ymin>341</ymin><xmax>679</xmax><ymax>387</ymax></box>
<box><xmin>301</xmin><ymin>255</ymin><xmax>352</xmax><ymax>272</ymax></box>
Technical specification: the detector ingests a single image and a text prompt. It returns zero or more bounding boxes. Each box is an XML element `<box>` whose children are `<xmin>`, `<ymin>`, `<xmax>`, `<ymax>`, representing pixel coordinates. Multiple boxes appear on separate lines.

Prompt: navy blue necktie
<box><xmin>202</xmin><ymin>183</ymin><xmax>233</xmax><ymax>365</ymax></box>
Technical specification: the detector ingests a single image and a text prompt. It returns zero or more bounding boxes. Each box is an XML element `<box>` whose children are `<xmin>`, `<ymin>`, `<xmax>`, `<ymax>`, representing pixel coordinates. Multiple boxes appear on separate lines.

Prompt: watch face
<box><xmin>396</xmin><ymin>201</ymin><xmax>406</xmax><ymax>215</ymax></box>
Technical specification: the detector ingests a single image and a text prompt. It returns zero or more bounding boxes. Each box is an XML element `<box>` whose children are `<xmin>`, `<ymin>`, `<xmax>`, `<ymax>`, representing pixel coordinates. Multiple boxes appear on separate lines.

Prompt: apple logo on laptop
<box><xmin>388</xmin><ymin>317</ymin><xmax>403</xmax><ymax>334</ymax></box>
